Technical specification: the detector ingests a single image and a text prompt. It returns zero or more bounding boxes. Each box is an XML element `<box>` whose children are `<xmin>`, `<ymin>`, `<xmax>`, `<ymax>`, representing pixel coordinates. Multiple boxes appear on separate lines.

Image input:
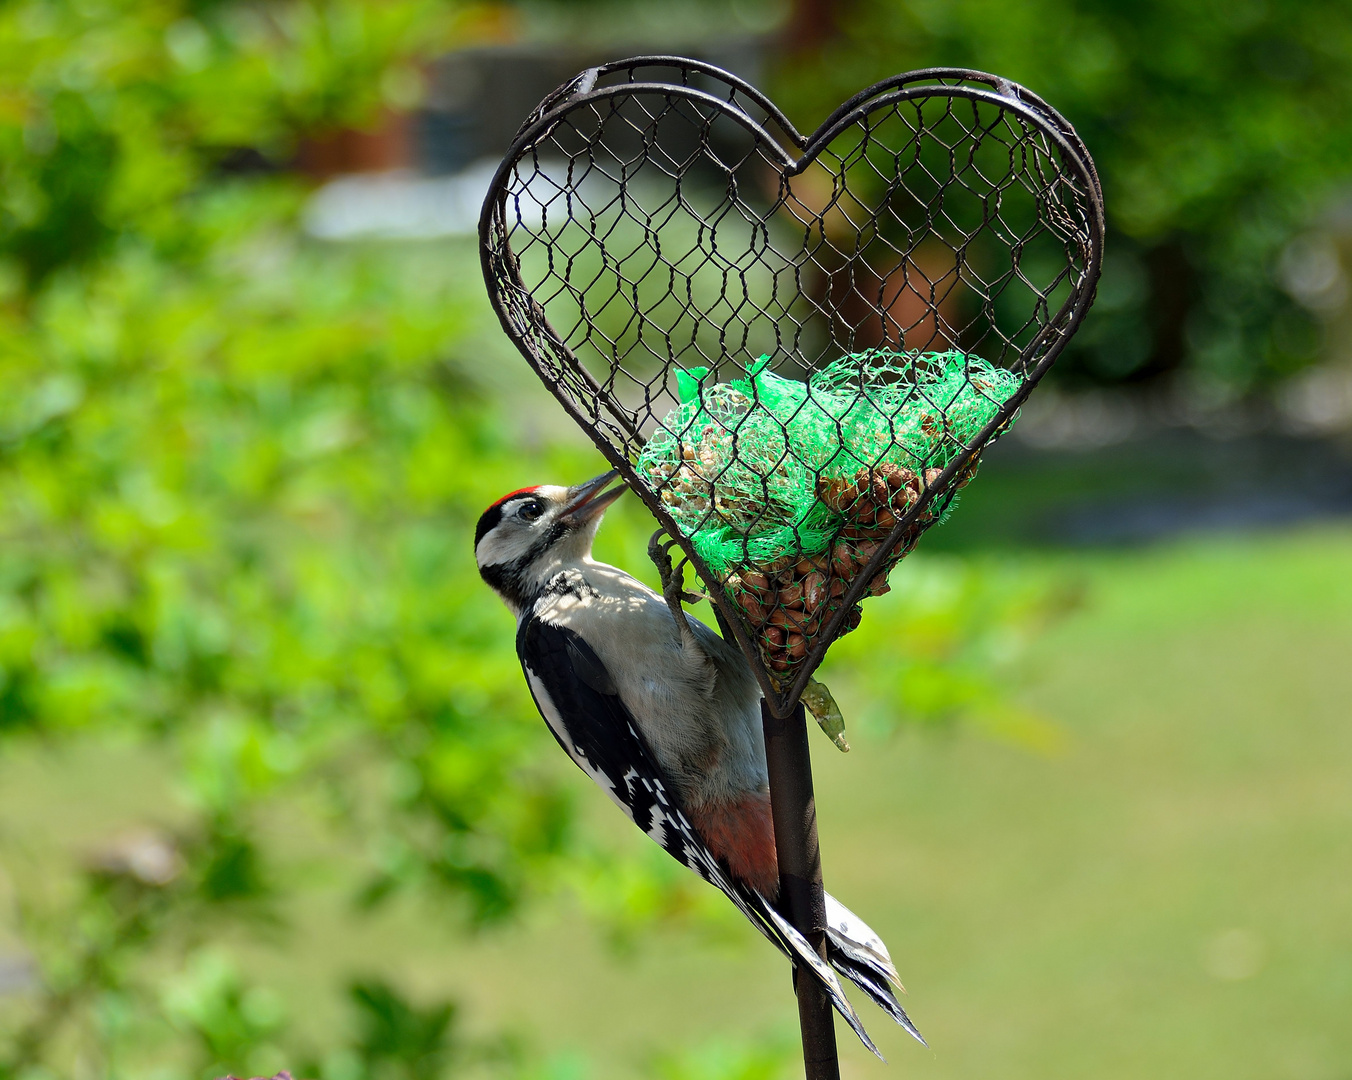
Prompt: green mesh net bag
<box><xmin>637</xmin><ymin>349</ymin><xmax>1021</xmax><ymax>678</ymax></box>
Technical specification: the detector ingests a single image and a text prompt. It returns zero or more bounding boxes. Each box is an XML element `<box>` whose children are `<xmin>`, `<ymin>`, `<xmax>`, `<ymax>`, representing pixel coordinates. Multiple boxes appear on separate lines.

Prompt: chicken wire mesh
<box><xmin>480</xmin><ymin>57</ymin><xmax>1104</xmax><ymax>712</ymax></box>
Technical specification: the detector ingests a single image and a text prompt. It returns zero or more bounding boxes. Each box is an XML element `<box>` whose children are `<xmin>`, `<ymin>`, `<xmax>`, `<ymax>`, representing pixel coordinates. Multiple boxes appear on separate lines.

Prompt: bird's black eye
<box><xmin>518</xmin><ymin>499</ymin><xmax>545</xmax><ymax>522</ymax></box>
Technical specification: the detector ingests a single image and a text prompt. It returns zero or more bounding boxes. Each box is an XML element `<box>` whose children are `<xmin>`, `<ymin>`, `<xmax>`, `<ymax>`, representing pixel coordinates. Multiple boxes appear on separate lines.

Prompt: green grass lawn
<box><xmin>4</xmin><ymin>525</ymin><xmax>1352</xmax><ymax>1078</ymax></box>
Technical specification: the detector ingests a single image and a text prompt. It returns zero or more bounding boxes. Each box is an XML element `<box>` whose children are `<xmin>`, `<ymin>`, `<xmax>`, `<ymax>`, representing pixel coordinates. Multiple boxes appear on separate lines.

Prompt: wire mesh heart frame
<box><xmin>480</xmin><ymin>57</ymin><xmax>1104</xmax><ymax>716</ymax></box>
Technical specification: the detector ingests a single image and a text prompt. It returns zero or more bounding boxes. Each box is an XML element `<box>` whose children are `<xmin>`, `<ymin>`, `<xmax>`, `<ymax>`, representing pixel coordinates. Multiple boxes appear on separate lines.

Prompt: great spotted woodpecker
<box><xmin>474</xmin><ymin>470</ymin><xmax>923</xmax><ymax>1055</ymax></box>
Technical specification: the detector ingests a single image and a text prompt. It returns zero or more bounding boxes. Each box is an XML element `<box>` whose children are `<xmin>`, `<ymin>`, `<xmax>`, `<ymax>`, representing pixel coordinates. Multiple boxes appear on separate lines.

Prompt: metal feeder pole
<box><xmin>762</xmin><ymin>698</ymin><xmax>840</xmax><ymax>1080</ymax></box>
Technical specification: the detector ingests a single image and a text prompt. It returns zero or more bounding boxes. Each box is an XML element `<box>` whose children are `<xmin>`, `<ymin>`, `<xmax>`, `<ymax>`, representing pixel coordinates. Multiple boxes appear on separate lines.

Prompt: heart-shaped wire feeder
<box><xmin>480</xmin><ymin>58</ymin><xmax>1104</xmax><ymax>716</ymax></box>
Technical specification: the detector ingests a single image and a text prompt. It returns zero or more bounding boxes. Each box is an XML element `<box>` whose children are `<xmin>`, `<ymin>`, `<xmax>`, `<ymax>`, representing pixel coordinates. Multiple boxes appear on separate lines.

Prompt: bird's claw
<box><xmin>648</xmin><ymin>530</ymin><xmax>706</xmax><ymax>622</ymax></box>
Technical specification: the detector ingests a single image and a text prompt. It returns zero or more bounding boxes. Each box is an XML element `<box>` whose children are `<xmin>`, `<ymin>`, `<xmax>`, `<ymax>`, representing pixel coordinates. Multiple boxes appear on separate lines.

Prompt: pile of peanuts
<box><xmin>723</xmin><ymin>462</ymin><xmax>971</xmax><ymax>680</ymax></box>
<box><xmin>649</xmin><ymin>420</ymin><xmax>765</xmax><ymax>532</ymax></box>
<box><xmin>725</xmin><ymin>554</ymin><xmax>854</xmax><ymax>676</ymax></box>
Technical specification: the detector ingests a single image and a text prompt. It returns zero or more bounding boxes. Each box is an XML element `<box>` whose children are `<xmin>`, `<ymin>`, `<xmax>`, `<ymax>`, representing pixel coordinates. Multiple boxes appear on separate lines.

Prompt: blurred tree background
<box><xmin>778</xmin><ymin>0</ymin><xmax>1352</xmax><ymax>393</ymax></box>
<box><xmin>1</xmin><ymin>1</ymin><xmax>1350</xmax><ymax>1079</ymax></box>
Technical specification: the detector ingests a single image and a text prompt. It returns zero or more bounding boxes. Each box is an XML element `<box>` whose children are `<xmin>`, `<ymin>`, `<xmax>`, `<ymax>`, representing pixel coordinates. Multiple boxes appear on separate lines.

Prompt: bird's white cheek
<box><xmin>475</xmin><ymin>528</ymin><xmax>532</xmax><ymax>569</ymax></box>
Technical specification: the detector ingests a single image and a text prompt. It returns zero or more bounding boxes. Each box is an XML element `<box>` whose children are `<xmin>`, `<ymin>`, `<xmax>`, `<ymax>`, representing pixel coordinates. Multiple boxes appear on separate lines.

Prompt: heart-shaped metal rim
<box><xmin>480</xmin><ymin>58</ymin><xmax>1105</xmax><ymax>717</ymax></box>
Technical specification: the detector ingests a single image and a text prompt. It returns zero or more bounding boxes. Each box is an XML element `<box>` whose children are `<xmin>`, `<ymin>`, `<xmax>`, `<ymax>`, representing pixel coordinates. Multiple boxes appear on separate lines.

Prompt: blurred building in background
<box><xmin>301</xmin><ymin>38</ymin><xmax>767</xmax><ymax>240</ymax></box>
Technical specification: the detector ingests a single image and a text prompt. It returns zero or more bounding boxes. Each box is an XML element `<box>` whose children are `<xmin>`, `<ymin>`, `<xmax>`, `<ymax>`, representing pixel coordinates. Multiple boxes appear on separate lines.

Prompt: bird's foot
<box><xmin>648</xmin><ymin>530</ymin><xmax>706</xmax><ymax>625</ymax></box>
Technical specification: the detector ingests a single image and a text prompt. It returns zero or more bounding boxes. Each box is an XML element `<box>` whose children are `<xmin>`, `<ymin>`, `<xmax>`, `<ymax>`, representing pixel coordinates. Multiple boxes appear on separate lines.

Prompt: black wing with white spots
<box><xmin>515</xmin><ymin>612</ymin><xmax>882</xmax><ymax>1057</ymax></box>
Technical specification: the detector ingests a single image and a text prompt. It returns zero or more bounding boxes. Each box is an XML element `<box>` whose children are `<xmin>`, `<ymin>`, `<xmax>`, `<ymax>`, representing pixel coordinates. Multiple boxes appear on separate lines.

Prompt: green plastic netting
<box><xmin>637</xmin><ymin>349</ymin><xmax>1021</xmax><ymax>577</ymax></box>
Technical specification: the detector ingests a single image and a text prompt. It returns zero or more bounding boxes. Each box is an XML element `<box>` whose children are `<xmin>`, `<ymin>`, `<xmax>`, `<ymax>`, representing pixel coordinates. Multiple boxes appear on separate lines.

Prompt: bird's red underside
<box><xmin>688</xmin><ymin>791</ymin><xmax>779</xmax><ymax>898</ymax></box>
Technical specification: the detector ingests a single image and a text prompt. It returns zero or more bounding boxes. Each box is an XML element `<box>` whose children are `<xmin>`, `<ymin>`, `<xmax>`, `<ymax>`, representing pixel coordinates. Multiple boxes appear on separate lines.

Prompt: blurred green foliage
<box><xmin>0</xmin><ymin>2</ymin><xmax>1070</xmax><ymax>1077</ymax></box>
<box><xmin>0</xmin><ymin>0</ymin><xmax>449</xmax><ymax>290</ymax></box>
<box><xmin>0</xmin><ymin>195</ymin><xmax>578</xmax><ymax>1075</ymax></box>
<box><xmin>774</xmin><ymin>0</ymin><xmax>1352</xmax><ymax>391</ymax></box>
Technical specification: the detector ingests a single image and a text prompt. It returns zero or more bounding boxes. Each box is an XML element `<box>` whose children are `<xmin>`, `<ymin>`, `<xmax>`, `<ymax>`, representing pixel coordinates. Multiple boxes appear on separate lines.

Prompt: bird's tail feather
<box><xmin>692</xmin><ymin>822</ymin><xmax>916</xmax><ymax>1056</ymax></box>
<box><xmin>824</xmin><ymin>893</ymin><xmax>927</xmax><ymax>1047</ymax></box>
<box><xmin>749</xmin><ymin>893</ymin><xmax>885</xmax><ymax>1060</ymax></box>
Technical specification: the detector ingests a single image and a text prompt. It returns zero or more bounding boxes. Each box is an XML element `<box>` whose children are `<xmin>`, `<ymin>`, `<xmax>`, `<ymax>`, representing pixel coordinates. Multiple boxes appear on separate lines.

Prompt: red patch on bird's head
<box><xmin>484</xmin><ymin>486</ymin><xmax>540</xmax><ymax>516</ymax></box>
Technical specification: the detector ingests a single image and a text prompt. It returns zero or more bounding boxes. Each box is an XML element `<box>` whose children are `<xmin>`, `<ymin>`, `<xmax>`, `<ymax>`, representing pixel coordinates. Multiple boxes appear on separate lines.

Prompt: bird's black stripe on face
<box><xmin>474</xmin><ymin>502</ymin><xmax>506</xmax><ymax>548</ymax></box>
<box><xmin>477</xmin><ymin>558</ymin><xmax>522</xmax><ymax>603</ymax></box>
<box><xmin>477</xmin><ymin>516</ymin><xmax>571</xmax><ymax>609</ymax></box>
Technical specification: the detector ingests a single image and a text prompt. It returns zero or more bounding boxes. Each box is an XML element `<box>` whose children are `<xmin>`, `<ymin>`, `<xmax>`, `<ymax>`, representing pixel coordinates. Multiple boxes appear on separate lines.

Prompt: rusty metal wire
<box><xmin>480</xmin><ymin>58</ymin><xmax>1104</xmax><ymax>716</ymax></box>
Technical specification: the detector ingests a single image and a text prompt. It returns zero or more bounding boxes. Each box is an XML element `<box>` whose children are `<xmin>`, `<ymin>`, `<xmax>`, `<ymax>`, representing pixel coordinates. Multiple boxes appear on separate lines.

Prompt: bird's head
<box><xmin>474</xmin><ymin>470</ymin><xmax>626</xmax><ymax>614</ymax></box>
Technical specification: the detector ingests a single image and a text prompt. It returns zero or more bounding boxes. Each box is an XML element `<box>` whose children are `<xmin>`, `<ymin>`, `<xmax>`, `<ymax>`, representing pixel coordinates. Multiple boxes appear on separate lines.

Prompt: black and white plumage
<box><xmin>474</xmin><ymin>471</ymin><xmax>924</xmax><ymax>1055</ymax></box>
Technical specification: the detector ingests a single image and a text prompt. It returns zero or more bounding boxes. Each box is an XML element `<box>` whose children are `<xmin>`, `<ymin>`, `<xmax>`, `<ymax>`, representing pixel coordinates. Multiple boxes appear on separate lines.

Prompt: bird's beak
<box><xmin>559</xmin><ymin>469</ymin><xmax>625</xmax><ymax>525</ymax></box>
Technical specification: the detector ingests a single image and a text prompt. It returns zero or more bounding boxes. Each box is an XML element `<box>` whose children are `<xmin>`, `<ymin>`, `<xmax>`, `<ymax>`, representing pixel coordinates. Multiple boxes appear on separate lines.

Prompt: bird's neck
<box><xmin>509</xmin><ymin>549</ymin><xmax>604</xmax><ymax>621</ymax></box>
